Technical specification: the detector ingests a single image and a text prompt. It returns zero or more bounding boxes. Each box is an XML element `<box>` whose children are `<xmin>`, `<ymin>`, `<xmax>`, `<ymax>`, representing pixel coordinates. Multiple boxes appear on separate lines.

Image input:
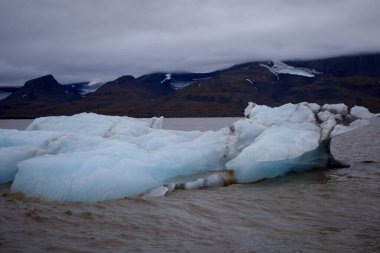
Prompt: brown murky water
<box><xmin>0</xmin><ymin>118</ymin><xmax>379</xmax><ymax>252</ymax></box>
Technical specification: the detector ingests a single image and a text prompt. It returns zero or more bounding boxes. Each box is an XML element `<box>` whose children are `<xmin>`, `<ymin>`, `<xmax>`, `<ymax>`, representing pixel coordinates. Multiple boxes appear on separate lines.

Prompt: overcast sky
<box><xmin>0</xmin><ymin>0</ymin><xmax>380</xmax><ymax>86</ymax></box>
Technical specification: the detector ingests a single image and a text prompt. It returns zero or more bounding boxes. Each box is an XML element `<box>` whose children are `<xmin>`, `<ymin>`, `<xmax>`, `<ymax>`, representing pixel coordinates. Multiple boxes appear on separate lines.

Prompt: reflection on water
<box><xmin>0</xmin><ymin>118</ymin><xmax>379</xmax><ymax>252</ymax></box>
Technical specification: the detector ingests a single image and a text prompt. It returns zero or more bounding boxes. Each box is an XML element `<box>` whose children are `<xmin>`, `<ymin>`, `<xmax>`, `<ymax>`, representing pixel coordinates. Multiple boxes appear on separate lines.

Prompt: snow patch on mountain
<box><xmin>170</xmin><ymin>80</ymin><xmax>196</xmax><ymax>90</ymax></box>
<box><xmin>246</xmin><ymin>78</ymin><xmax>255</xmax><ymax>84</ymax></box>
<box><xmin>260</xmin><ymin>61</ymin><xmax>322</xmax><ymax>79</ymax></box>
<box><xmin>160</xmin><ymin>73</ymin><xmax>172</xmax><ymax>84</ymax></box>
<box><xmin>246</xmin><ymin>78</ymin><xmax>257</xmax><ymax>89</ymax></box>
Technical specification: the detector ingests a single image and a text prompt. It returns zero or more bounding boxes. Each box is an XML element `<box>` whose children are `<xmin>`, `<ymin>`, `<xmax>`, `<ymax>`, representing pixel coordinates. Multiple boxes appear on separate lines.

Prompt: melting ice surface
<box><xmin>0</xmin><ymin>103</ymin><xmax>377</xmax><ymax>202</ymax></box>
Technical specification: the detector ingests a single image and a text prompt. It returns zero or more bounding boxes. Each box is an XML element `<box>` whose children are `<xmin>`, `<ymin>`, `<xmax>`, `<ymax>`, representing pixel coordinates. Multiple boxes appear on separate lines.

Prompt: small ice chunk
<box><xmin>142</xmin><ymin>186</ymin><xmax>169</xmax><ymax>198</ymax></box>
<box><xmin>321</xmin><ymin>104</ymin><xmax>348</xmax><ymax>115</ymax></box>
<box><xmin>350</xmin><ymin>106</ymin><xmax>374</xmax><ymax>119</ymax></box>
<box><xmin>184</xmin><ymin>178</ymin><xmax>205</xmax><ymax>190</ymax></box>
<box><xmin>305</xmin><ymin>103</ymin><xmax>321</xmax><ymax>113</ymax></box>
<box><xmin>244</xmin><ymin>102</ymin><xmax>255</xmax><ymax>117</ymax></box>
<box><xmin>331</xmin><ymin>119</ymin><xmax>370</xmax><ymax>137</ymax></box>
<box><xmin>204</xmin><ymin>174</ymin><xmax>226</xmax><ymax>187</ymax></box>
<box><xmin>318</xmin><ymin>110</ymin><xmax>335</xmax><ymax>122</ymax></box>
<box><xmin>164</xmin><ymin>183</ymin><xmax>176</xmax><ymax>192</ymax></box>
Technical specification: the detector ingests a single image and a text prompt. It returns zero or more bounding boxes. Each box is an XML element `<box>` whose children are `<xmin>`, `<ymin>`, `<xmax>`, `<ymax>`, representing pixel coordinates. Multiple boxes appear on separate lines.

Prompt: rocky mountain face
<box><xmin>0</xmin><ymin>75</ymin><xmax>82</xmax><ymax>118</ymax></box>
<box><xmin>1</xmin><ymin>53</ymin><xmax>379</xmax><ymax>118</ymax></box>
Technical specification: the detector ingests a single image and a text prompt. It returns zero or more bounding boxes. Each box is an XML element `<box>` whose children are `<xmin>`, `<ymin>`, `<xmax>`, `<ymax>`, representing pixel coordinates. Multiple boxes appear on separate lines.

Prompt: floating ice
<box><xmin>0</xmin><ymin>103</ymin><xmax>376</xmax><ymax>202</ymax></box>
<box><xmin>142</xmin><ymin>186</ymin><xmax>169</xmax><ymax>198</ymax></box>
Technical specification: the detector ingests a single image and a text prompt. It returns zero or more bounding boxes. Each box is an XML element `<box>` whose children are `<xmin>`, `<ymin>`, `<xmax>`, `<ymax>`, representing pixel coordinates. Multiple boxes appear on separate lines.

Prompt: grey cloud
<box><xmin>0</xmin><ymin>0</ymin><xmax>380</xmax><ymax>86</ymax></box>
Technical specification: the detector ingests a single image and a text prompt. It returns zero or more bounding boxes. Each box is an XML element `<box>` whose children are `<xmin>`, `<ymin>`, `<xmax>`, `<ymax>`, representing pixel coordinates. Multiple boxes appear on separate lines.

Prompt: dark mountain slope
<box><xmin>129</xmin><ymin>56</ymin><xmax>380</xmax><ymax>116</ymax></box>
<box><xmin>0</xmin><ymin>75</ymin><xmax>81</xmax><ymax>118</ymax></box>
<box><xmin>0</xmin><ymin>53</ymin><xmax>379</xmax><ymax>118</ymax></box>
<box><xmin>288</xmin><ymin>53</ymin><xmax>380</xmax><ymax>77</ymax></box>
<box><xmin>39</xmin><ymin>75</ymin><xmax>169</xmax><ymax>116</ymax></box>
<box><xmin>0</xmin><ymin>87</ymin><xmax>18</xmax><ymax>93</ymax></box>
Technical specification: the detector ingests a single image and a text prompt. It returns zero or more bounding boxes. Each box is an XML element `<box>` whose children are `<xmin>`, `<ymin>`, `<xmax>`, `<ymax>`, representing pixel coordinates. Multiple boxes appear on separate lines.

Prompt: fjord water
<box><xmin>0</xmin><ymin>118</ymin><xmax>379</xmax><ymax>252</ymax></box>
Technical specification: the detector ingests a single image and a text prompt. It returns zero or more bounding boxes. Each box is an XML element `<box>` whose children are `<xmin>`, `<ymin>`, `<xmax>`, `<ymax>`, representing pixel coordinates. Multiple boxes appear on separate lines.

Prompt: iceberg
<box><xmin>0</xmin><ymin>103</ymin><xmax>376</xmax><ymax>202</ymax></box>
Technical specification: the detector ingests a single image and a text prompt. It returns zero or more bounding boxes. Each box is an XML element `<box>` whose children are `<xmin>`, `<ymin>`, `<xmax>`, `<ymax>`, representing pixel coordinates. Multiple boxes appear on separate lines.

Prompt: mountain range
<box><xmin>0</xmin><ymin>53</ymin><xmax>379</xmax><ymax>118</ymax></box>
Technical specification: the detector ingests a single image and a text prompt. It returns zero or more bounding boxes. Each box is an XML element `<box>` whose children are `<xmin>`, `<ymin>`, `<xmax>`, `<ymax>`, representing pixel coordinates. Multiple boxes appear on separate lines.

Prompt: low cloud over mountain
<box><xmin>1</xmin><ymin>0</ymin><xmax>380</xmax><ymax>86</ymax></box>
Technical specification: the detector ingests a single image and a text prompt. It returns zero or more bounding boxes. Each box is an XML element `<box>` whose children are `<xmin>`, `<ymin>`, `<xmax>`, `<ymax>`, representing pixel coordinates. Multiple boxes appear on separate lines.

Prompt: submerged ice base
<box><xmin>0</xmin><ymin>103</ymin><xmax>376</xmax><ymax>202</ymax></box>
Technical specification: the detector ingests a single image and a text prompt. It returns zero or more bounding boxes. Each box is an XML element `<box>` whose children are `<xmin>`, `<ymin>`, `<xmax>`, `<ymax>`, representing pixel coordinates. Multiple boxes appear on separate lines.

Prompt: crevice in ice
<box><xmin>321</xmin><ymin>139</ymin><xmax>350</xmax><ymax>169</ymax></box>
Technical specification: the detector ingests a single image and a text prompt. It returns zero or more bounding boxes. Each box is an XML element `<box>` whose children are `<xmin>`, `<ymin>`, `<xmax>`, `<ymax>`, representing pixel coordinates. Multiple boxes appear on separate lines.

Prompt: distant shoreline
<box><xmin>0</xmin><ymin>119</ymin><xmax>32</xmax><ymax>130</ymax></box>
